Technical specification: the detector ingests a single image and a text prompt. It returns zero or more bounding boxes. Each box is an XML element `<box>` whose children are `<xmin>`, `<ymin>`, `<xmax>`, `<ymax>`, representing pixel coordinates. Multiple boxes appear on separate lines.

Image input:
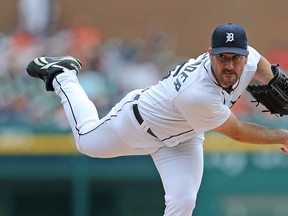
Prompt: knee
<box><xmin>75</xmin><ymin>137</ymin><xmax>100</xmax><ymax>158</ymax></box>
<box><xmin>76</xmin><ymin>140</ymin><xmax>94</xmax><ymax>157</ymax></box>
<box><xmin>76</xmin><ymin>142</ymin><xmax>101</xmax><ymax>158</ymax></box>
<box><xmin>165</xmin><ymin>193</ymin><xmax>197</xmax><ymax>215</ymax></box>
<box><xmin>76</xmin><ymin>143</ymin><xmax>90</xmax><ymax>156</ymax></box>
<box><xmin>76</xmin><ymin>137</ymin><xmax>113</xmax><ymax>158</ymax></box>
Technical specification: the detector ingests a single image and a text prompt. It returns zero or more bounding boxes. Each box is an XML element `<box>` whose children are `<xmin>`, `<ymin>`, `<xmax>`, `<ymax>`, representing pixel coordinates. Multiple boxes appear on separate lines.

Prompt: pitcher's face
<box><xmin>209</xmin><ymin>49</ymin><xmax>248</xmax><ymax>88</ymax></box>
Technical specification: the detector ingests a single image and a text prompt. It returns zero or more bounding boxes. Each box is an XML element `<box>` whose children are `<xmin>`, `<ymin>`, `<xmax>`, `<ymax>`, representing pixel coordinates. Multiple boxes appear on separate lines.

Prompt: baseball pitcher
<box><xmin>26</xmin><ymin>23</ymin><xmax>288</xmax><ymax>216</ymax></box>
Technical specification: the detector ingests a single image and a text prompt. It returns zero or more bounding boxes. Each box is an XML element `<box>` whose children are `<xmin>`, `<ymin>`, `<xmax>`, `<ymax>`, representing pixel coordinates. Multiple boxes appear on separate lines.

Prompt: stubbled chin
<box><xmin>222</xmin><ymin>76</ymin><xmax>237</xmax><ymax>87</ymax></box>
<box><xmin>224</xmin><ymin>74</ymin><xmax>236</xmax><ymax>81</ymax></box>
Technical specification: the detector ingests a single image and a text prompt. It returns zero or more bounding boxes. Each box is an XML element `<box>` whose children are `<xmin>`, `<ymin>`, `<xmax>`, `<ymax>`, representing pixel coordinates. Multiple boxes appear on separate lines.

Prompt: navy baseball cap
<box><xmin>211</xmin><ymin>23</ymin><xmax>248</xmax><ymax>56</ymax></box>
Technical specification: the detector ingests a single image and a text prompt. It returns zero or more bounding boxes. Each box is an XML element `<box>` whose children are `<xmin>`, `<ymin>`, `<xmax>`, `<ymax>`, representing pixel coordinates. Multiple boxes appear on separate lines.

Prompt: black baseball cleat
<box><xmin>26</xmin><ymin>56</ymin><xmax>82</xmax><ymax>91</ymax></box>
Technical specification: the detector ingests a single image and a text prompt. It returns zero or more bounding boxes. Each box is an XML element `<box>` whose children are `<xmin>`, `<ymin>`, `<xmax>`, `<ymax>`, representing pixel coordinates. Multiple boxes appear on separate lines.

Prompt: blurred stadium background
<box><xmin>0</xmin><ymin>0</ymin><xmax>288</xmax><ymax>215</ymax></box>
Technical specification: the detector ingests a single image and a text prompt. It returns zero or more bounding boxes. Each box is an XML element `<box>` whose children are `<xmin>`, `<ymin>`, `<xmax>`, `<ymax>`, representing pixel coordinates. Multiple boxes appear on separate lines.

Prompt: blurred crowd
<box><xmin>0</xmin><ymin>0</ymin><xmax>286</xmax><ymax>133</ymax></box>
<box><xmin>0</xmin><ymin>25</ymin><xmax>186</xmax><ymax>132</ymax></box>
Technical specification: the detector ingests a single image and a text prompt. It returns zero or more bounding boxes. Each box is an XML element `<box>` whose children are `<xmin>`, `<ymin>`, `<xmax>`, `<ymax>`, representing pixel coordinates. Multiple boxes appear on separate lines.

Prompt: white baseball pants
<box><xmin>53</xmin><ymin>71</ymin><xmax>204</xmax><ymax>216</ymax></box>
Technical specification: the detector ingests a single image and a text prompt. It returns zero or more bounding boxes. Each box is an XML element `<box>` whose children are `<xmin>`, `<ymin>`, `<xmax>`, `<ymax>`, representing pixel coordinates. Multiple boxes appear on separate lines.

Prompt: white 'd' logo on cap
<box><xmin>226</xmin><ymin>32</ymin><xmax>234</xmax><ymax>43</ymax></box>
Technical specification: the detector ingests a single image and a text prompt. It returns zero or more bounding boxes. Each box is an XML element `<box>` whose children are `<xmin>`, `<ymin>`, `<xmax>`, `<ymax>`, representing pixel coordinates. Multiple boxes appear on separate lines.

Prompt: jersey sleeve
<box><xmin>173</xmin><ymin>88</ymin><xmax>231</xmax><ymax>134</ymax></box>
<box><xmin>247</xmin><ymin>46</ymin><xmax>261</xmax><ymax>66</ymax></box>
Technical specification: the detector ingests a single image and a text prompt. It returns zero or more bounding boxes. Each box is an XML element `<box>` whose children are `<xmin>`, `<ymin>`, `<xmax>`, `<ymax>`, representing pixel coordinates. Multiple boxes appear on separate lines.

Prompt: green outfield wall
<box><xmin>0</xmin><ymin>132</ymin><xmax>280</xmax><ymax>155</ymax></box>
<box><xmin>0</xmin><ymin>133</ymin><xmax>287</xmax><ymax>216</ymax></box>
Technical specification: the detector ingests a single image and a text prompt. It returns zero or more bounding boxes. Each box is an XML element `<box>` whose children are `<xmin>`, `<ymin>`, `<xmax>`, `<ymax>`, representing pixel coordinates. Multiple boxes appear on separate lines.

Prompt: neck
<box><xmin>223</xmin><ymin>86</ymin><xmax>233</xmax><ymax>93</ymax></box>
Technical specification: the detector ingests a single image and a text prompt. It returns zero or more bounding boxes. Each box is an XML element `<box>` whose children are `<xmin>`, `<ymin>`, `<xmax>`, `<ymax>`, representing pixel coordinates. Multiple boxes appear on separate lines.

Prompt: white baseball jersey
<box><xmin>138</xmin><ymin>46</ymin><xmax>261</xmax><ymax>147</ymax></box>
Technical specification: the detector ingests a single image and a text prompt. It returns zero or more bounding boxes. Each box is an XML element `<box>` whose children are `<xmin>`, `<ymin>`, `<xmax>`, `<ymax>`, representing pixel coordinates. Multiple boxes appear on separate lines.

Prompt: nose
<box><xmin>225</xmin><ymin>59</ymin><xmax>234</xmax><ymax>70</ymax></box>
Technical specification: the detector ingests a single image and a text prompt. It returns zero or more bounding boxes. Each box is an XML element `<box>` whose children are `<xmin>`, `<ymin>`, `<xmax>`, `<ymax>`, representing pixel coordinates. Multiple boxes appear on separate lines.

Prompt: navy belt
<box><xmin>133</xmin><ymin>95</ymin><xmax>158</xmax><ymax>139</ymax></box>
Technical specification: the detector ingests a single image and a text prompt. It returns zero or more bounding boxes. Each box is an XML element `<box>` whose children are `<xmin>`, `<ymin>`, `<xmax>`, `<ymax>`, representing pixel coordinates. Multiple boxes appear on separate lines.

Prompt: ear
<box><xmin>208</xmin><ymin>47</ymin><xmax>212</xmax><ymax>54</ymax></box>
<box><xmin>208</xmin><ymin>48</ymin><xmax>213</xmax><ymax>59</ymax></box>
<box><xmin>244</xmin><ymin>51</ymin><xmax>249</xmax><ymax>64</ymax></box>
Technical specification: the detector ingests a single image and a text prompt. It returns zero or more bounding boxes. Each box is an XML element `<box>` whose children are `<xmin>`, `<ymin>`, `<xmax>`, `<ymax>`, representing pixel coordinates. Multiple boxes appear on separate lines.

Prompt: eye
<box><xmin>218</xmin><ymin>54</ymin><xmax>226</xmax><ymax>60</ymax></box>
<box><xmin>233</xmin><ymin>55</ymin><xmax>241</xmax><ymax>59</ymax></box>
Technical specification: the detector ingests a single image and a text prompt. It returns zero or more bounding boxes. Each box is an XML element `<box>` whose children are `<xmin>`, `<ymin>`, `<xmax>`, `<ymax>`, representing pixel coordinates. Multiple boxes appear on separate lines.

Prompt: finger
<box><xmin>280</xmin><ymin>147</ymin><xmax>288</xmax><ymax>154</ymax></box>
